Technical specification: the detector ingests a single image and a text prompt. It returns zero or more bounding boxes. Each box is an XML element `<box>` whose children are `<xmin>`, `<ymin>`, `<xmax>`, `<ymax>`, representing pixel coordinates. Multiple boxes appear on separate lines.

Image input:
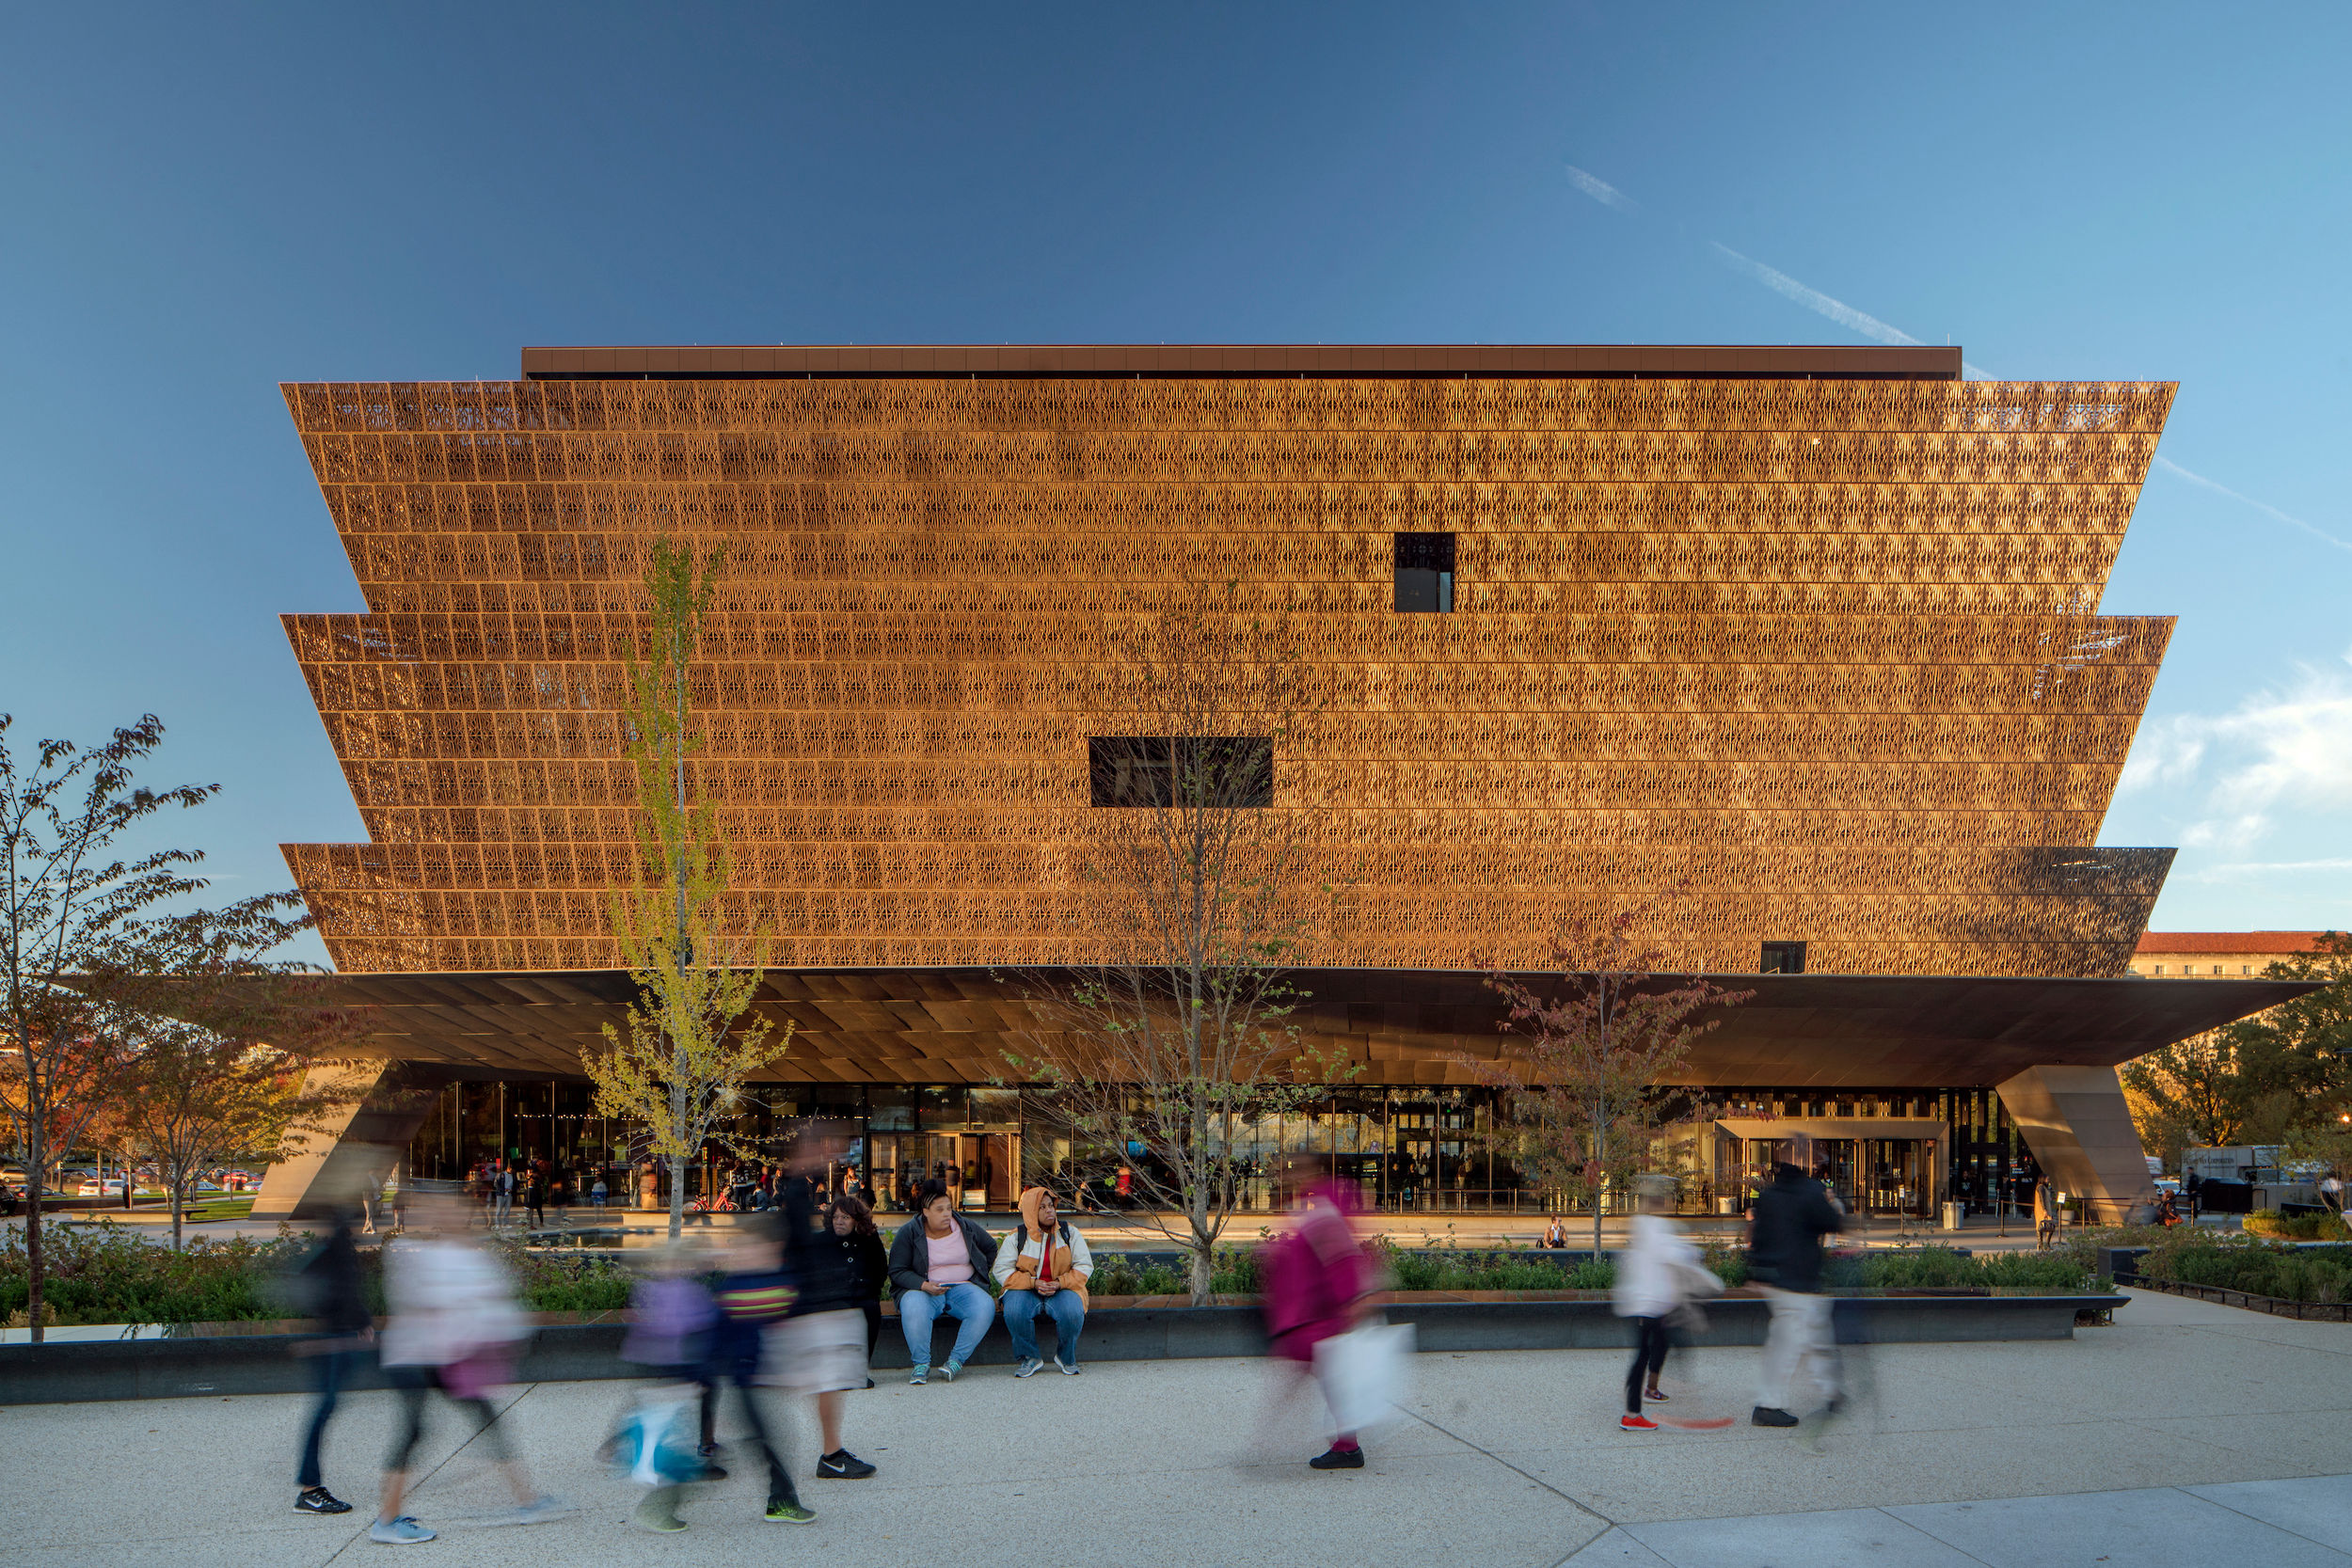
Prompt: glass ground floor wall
<box><xmin>404</xmin><ymin>1079</ymin><xmax>2040</xmax><ymax>1218</ymax></box>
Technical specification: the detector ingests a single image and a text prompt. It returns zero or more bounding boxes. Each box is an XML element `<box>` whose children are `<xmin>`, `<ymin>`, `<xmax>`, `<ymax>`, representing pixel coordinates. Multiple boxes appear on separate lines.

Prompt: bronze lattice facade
<box><xmin>278</xmin><ymin>345</ymin><xmax>2178</xmax><ymax>982</ymax></box>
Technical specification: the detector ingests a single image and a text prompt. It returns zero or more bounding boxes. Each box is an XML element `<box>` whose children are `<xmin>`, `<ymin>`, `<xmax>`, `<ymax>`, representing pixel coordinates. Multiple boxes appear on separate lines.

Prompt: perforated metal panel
<box><xmin>279</xmin><ymin>370</ymin><xmax>2178</xmax><ymax>978</ymax></box>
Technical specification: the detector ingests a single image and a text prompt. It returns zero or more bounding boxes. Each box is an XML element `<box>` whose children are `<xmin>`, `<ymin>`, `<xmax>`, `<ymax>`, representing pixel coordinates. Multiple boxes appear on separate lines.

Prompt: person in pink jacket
<box><xmin>1259</xmin><ymin>1157</ymin><xmax>1376</xmax><ymax>1470</ymax></box>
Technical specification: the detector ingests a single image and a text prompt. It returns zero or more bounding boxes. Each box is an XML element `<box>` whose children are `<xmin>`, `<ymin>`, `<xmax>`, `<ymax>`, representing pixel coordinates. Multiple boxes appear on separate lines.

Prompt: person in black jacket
<box><xmin>1747</xmin><ymin>1156</ymin><xmax>1845</xmax><ymax>1428</ymax></box>
<box><xmin>293</xmin><ymin>1207</ymin><xmax>373</xmax><ymax>1514</ymax></box>
<box><xmin>774</xmin><ymin>1125</ymin><xmax>879</xmax><ymax>1481</ymax></box>
<box><xmin>825</xmin><ymin>1194</ymin><xmax>890</xmax><ymax>1364</ymax></box>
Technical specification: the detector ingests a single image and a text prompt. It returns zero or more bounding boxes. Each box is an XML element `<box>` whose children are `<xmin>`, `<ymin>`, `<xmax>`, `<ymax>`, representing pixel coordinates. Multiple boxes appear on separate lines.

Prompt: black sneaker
<box><xmin>817</xmin><ymin>1449</ymin><xmax>876</xmax><ymax>1479</ymax></box>
<box><xmin>1751</xmin><ymin>1405</ymin><xmax>1800</xmax><ymax>1427</ymax></box>
<box><xmin>295</xmin><ymin>1487</ymin><xmax>352</xmax><ymax>1514</ymax></box>
<box><xmin>1309</xmin><ymin>1446</ymin><xmax>1365</xmax><ymax>1469</ymax></box>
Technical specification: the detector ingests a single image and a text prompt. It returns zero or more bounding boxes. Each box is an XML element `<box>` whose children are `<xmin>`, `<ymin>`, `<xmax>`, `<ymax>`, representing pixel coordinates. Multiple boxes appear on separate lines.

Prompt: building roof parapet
<box><xmin>518</xmin><ymin>343</ymin><xmax>1964</xmax><ymax>383</ymax></box>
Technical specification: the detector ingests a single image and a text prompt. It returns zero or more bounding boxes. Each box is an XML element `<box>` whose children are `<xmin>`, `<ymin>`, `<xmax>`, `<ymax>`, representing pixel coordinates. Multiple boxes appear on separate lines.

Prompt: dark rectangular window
<box><xmin>1394</xmin><ymin>531</ymin><xmax>1455</xmax><ymax>612</ymax></box>
<box><xmin>1089</xmin><ymin>736</ymin><xmax>1273</xmax><ymax>808</ymax></box>
<box><xmin>1760</xmin><ymin>941</ymin><xmax>1806</xmax><ymax>974</ymax></box>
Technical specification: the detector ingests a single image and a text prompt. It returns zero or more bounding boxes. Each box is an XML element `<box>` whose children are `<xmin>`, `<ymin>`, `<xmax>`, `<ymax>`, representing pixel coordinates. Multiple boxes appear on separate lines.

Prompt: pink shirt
<box><xmin>924</xmin><ymin>1227</ymin><xmax>973</xmax><ymax>1286</ymax></box>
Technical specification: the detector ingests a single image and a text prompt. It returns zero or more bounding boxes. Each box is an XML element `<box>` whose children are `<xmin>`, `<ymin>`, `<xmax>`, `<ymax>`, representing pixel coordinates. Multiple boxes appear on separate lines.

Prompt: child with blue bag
<box><xmin>617</xmin><ymin>1244</ymin><xmax>719</xmax><ymax>1532</ymax></box>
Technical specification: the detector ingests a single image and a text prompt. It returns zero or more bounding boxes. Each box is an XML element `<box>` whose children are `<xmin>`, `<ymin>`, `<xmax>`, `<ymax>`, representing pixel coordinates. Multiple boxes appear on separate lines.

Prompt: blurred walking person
<box><xmin>1612</xmin><ymin>1175</ymin><xmax>1719</xmax><ymax>1431</ymax></box>
<box><xmin>776</xmin><ymin>1125</ymin><xmax>881</xmax><ymax>1479</ymax></box>
<box><xmin>618</xmin><ymin>1243</ymin><xmax>717</xmax><ymax>1531</ymax></box>
<box><xmin>2034</xmin><ymin>1178</ymin><xmax>2060</xmax><ymax>1249</ymax></box>
<box><xmin>372</xmin><ymin>1191</ymin><xmax>567</xmax><ymax>1544</ymax></box>
<box><xmin>1260</xmin><ymin>1157</ymin><xmax>1376</xmax><ymax>1469</ymax></box>
<box><xmin>291</xmin><ymin>1204</ymin><xmax>373</xmax><ymax>1515</ymax></box>
<box><xmin>701</xmin><ymin>1216</ymin><xmax>814</xmax><ymax>1524</ymax></box>
<box><xmin>1747</xmin><ymin>1148</ymin><xmax>1845</xmax><ymax>1429</ymax></box>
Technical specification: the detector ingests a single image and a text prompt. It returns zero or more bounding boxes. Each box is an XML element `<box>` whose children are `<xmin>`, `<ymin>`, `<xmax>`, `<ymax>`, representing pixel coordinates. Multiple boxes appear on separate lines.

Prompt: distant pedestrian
<box><xmin>291</xmin><ymin>1206</ymin><xmax>373</xmax><ymax>1515</ymax></box>
<box><xmin>1612</xmin><ymin>1175</ymin><xmax>1719</xmax><ymax>1431</ymax></box>
<box><xmin>1259</xmin><ymin>1156</ymin><xmax>1375</xmax><ymax>1469</ymax></box>
<box><xmin>592</xmin><ymin>1172</ymin><xmax>609</xmax><ymax>1210</ymax></box>
<box><xmin>888</xmin><ymin>1180</ymin><xmax>998</xmax><ymax>1385</ymax></box>
<box><xmin>491</xmin><ymin>1164</ymin><xmax>516</xmax><ymax>1227</ymax></box>
<box><xmin>1542</xmin><ymin>1215</ymin><xmax>1569</xmax><ymax>1249</ymax></box>
<box><xmin>524</xmin><ymin>1167</ymin><xmax>546</xmax><ymax>1229</ymax></box>
<box><xmin>372</xmin><ymin>1191</ymin><xmax>567</xmax><ymax>1544</ymax></box>
<box><xmin>1747</xmin><ymin>1152</ymin><xmax>1844</xmax><ymax>1429</ymax></box>
<box><xmin>2034</xmin><ymin>1179</ymin><xmax>2059</xmax><ymax>1249</ymax></box>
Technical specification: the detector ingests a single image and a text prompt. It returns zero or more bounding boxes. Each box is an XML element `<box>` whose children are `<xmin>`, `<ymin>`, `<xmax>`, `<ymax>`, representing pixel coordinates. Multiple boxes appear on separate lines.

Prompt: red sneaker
<box><xmin>1619</xmin><ymin>1414</ymin><xmax>1660</xmax><ymax>1431</ymax></box>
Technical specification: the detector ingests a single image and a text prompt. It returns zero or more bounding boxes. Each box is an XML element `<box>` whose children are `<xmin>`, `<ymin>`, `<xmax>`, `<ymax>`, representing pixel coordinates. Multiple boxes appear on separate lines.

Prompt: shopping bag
<box><xmin>624</xmin><ymin>1390</ymin><xmax>703</xmax><ymax>1487</ymax></box>
<box><xmin>1312</xmin><ymin>1320</ymin><xmax>1416</xmax><ymax>1433</ymax></box>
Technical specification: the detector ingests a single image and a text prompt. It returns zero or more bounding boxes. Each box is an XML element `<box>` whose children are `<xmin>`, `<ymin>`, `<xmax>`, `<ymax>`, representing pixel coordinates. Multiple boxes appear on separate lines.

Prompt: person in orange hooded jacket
<box><xmin>992</xmin><ymin>1185</ymin><xmax>1093</xmax><ymax>1377</ymax></box>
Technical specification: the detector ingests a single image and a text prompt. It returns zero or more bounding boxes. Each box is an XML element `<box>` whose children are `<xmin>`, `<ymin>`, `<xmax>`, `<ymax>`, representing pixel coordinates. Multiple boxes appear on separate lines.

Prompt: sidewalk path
<box><xmin>1566</xmin><ymin>1476</ymin><xmax>2352</xmax><ymax>1566</ymax></box>
<box><xmin>2</xmin><ymin>1287</ymin><xmax>2341</xmax><ymax>1565</ymax></box>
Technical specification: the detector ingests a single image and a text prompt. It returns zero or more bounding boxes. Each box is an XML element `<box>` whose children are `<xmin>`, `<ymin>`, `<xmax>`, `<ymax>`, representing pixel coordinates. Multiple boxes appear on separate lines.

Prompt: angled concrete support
<box><xmin>1996</xmin><ymin>1064</ymin><xmax>2159</xmax><ymax>1226</ymax></box>
<box><xmin>250</xmin><ymin>1062</ymin><xmax>449</xmax><ymax>1223</ymax></box>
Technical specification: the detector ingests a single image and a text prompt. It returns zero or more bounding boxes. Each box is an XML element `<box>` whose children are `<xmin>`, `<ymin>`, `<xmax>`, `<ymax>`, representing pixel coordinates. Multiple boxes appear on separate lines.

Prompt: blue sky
<box><xmin>3</xmin><ymin>5</ymin><xmax>2346</xmax><ymax>958</ymax></box>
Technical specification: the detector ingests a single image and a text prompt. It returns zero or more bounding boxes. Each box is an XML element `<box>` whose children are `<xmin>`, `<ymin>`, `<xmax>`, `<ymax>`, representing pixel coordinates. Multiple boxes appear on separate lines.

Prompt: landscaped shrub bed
<box><xmin>2244</xmin><ymin>1210</ymin><xmax>2348</xmax><ymax>1242</ymax></box>
<box><xmin>6</xmin><ymin>1221</ymin><xmax>2105</xmax><ymax>1330</ymax></box>
<box><xmin>2125</xmin><ymin>1229</ymin><xmax>2352</xmax><ymax>1304</ymax></box>
<box><xmin>0</xmin><ymin>1220</ymin><xmax>631</xmax><ymax>1327</ymax></box>
<box><xmin>1089</xmin><ymin>1242</ymin><xmax>2092</xmax><ymax>1297</ymax></box>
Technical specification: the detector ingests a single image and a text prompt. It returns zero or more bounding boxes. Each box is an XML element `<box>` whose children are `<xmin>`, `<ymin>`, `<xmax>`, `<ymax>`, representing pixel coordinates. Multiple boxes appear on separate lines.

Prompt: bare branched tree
<box><xmin>587</xmin><ymin>539</ymin><xmax>791</xmax><ymax>1238</ymax></box>
<box><xmin>1461</xmin><ymin>905</ymin><xmax>1753</xmax><ymax>1251</ymax></box>
<box><xmin>1005</xmin><ymin>588</ymin><xmax>1352</xmax><ymax>1305</ymax></box>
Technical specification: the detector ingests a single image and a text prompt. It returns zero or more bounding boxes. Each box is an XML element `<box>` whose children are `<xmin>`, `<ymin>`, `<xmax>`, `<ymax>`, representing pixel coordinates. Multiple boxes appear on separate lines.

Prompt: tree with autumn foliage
<box><xmin>0</xmin><ymin>714</ymin><xmax>305</xmax><ymax>1339</ymax></box>
<box><xmin>1463</xmin><ymin>908</ymin><xmax>1753</xmax><ymax>1251</ymax></box>
<box><xmin>94</xmin><ymin>902</ymin><xmax>367</xmax><ymax>1248</ymax></box>
<box><xmin>587</xmin><ymin>539</ymin><xmax>791</xmax><ymax>1240</ymax></box>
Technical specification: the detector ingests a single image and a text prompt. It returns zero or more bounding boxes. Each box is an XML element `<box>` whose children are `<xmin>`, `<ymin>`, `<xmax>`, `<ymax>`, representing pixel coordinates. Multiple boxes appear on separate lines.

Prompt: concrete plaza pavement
<box><xmin>5</xmin><ymin>1287</ymin><xmax>2350</xmax><ymax>1566</ymax></box>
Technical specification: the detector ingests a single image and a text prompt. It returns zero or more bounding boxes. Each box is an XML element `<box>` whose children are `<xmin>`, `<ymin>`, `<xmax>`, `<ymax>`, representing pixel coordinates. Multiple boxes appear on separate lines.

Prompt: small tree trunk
<box><xmin>171</xmin><ymin>1180</ymin><xmax>184</xmax><ymax>1251</ymax></box>
<box><xmin>668</xmin><ymin>1152</ymin><xmax>686</xmax><ymax>1240</ymax></box>
<box><xmin>24</xmin><ymin>1114</ymin><xmax>45</xmax><ymax>1343</ymax></box>
<box><xmin>1189</xmin><ymin>1201</ymin><xmax>1216</xmax><ymax>1306</ymax></box>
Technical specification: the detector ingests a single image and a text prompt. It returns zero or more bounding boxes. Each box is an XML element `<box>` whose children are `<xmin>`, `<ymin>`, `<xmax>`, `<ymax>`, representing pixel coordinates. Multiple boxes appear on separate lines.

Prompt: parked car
<box><xmin>73</xmin><ymin>1179</ymin><xmax>130</xmax><ymax>1196</ymax></box>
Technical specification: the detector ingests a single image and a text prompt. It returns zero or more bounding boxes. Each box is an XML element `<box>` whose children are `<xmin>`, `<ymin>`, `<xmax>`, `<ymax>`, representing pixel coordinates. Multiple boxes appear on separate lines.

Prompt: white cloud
<box><xmin>2190</xmin><ymin>857</ymin><xmax>2352</xmax><ymax>882</ymax></box>
<box><xmin>2122</xmin><ymin>651</ymin><xmax>2352</xmax><ymax>850</ymax></box>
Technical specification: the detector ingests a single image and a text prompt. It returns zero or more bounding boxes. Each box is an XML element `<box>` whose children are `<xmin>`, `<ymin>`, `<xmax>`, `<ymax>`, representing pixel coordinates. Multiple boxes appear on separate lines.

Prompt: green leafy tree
<box><xmin>2123</xmin><ymin>934</ymin><xmax>2352</xmax><ymax>1163</ymax></box>
<box><xmin>585</xmin><ymin>540</ymin><xmax>790</xmax><ymax>1239</ymax></box>
<box><xmin>1006</xmin><ymin>591</ymin><xmax>1352</xmax><ymax>1305</ymax></box>
<box><xmin>1464</xmin><ymin>907</ymin><xmax>1753</xmax><ymax>1252</ymax></box>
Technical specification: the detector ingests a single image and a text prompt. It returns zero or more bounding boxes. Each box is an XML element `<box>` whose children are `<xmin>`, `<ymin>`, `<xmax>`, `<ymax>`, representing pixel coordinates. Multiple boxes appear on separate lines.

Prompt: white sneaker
<box><xmin>370</xmin><ymin>1515</ymin><xmax>436</xmax><ymax>1544</ymax></box>
<box><xmin>1014</xmin><ymin>1357</ymin><xmax>1043</xmax><ymax>1378</ymax></box>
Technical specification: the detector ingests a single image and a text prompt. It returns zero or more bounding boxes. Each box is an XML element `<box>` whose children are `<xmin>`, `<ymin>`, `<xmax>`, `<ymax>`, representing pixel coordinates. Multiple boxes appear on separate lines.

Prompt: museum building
<box><xmin>252</xmin><ymin>343</ymin><xmax>2313</xmax><ymax>1224</ymax></box>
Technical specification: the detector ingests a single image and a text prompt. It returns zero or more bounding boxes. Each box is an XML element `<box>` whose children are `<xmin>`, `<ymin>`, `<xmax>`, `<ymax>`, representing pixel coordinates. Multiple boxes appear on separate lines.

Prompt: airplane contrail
<box><xmin>1565</xmin><ymin>162</ymin><xmax>2345</xmax><ymax>556</ymax></box>
<box><xmin>2153</xmin><ymin>457</ymin><xmax>2352</xmax><ymax>555</ymax></box>
<box><xmin>1564</xmin><ymin>165</ymin><xmax>1641</xmax><ymax>214</ymax></box>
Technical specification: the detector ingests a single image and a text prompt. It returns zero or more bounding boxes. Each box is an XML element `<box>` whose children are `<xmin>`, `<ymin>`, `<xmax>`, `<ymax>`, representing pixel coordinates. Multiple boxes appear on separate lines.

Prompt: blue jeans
<box><xmin>1001</xmin><ymin>1289</ymin><xmax>1085</xmax><ymax>1365</ymax></box>
<box><xmin>898</xmin><ymin>1283</ymin><xmax>994</xmax><ymax>1369</ymax></box>
<box><xmin>295</xmin><ymin>1347</ymin><xmax>361</xmax><ymax>1488</ymax></box>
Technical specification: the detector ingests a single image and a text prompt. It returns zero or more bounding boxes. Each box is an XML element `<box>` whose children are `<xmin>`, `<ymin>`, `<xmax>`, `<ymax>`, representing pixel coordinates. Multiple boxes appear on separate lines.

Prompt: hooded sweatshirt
<box><xmin>992</xmin><ymin>1187</ymin><xmax>1093</xmax><ymax>1306</ymax></box>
